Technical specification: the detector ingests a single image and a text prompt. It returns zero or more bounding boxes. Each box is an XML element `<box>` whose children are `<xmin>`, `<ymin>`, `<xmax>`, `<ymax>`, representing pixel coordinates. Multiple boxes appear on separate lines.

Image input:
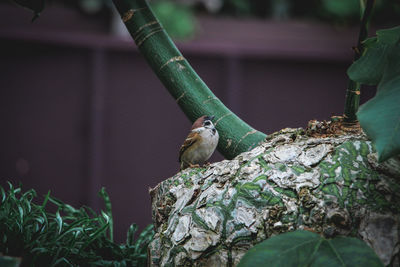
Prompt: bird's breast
<box><xmin>197</xmin><ymin>129</ymin><xmax>219</xmax><ymax>156</ymax></box>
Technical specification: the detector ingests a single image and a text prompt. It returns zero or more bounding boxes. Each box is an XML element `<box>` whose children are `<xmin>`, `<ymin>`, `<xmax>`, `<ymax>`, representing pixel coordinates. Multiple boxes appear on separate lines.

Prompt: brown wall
<box><xmin>0</xmin><ymin>4</ymin><xmax>376</xmax><ymax>242</ymax></box>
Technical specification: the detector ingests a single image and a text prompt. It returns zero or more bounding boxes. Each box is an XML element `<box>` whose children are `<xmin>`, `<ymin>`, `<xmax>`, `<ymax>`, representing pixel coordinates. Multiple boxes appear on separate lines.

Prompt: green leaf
<box><xmin>348</xmin><ymin>26</ymin><xmax>400</xmax><ymax>85</ymax></box>
<box><xmin>98</xmin><ymin>187</ymin><xmax>113</xmax><ymax>242</ymax></box>
<box><xmin>357</xmin><ymin>76</ymin><xmax>400</xmax><ymax>162</ymax></box>
<box><xmin>0</xmin><ymin>183</ymin><xmax>153</xmax><ymax>266</ymax></box>
<box><xmin>0</xmin><ymin>255</ymin><xmax>21</xmax><ymax>267</ymax></box>
<box><xmin>238</xmin><ymin>230</ymin><xmax>383</xmax><ymax>267</ymax></box>
<box><xmin>347</xmin><ymin>42</ymin><xmax>390</xmax><ymax>85</ymax></box>
<box><xmin>376</xmin><ymin>26</ymin><xmax>400</xmax><ymax>45</ymax></box>
<box><xmin>41</xmin><ymin>190</ymin><xmax>51</xmax><ymax>209</ymax></box>
<box><xmin>362</xmin><ymin>36</ymin><xmax>378</xmax><ymax>48</ymax></box>
<box><xmin>357</xmin><ymin>45</ymin><xmax>400</xmax><ymax>162</ymax></box>
<box><xmin>126</xmin><ymin>224</ymin><xmax>138</xmax><ymax>246</ymax></box>
<box><xmin>0</xmin><ymin>186</ymin><xmax>6</xmax><ymax>203</ymax></box>
<box><xmin>55</xmin><ymin>211</ymin><xmax>63</xmax><ymax>234</ymax></box>
<box><xmin>134</xmin><ymin>224</ymin><xmax>154</xmax><ymax>253</ymax></box>
<box><xmin>347</xmin><ymin>26</ymin><xmax>400</xmax><ymax>161</ymax></box>
<box><xmin>79</xmin><ymin>223</ymin><xmax>109</xmax><ymax>252</ymax></box>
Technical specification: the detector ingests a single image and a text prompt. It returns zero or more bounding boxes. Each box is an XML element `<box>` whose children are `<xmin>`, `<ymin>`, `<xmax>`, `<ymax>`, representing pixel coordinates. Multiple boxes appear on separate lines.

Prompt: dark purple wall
<box><xmin>0</xmin><ymin>4</ymin><xmax>376</xmax><ymax>242</ymax></box>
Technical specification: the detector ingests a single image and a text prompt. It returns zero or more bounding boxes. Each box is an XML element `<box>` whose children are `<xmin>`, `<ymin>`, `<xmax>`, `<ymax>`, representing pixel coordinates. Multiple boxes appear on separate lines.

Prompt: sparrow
<box><xmin>179</xmin><ymin>115</ymin><xmax>219</xmax><ymax>170</ymax></box>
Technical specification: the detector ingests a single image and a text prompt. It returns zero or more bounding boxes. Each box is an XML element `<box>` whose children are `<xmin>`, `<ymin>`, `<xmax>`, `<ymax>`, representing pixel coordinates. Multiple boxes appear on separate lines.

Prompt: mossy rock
<box><xmin>149</xmin><ymin>127</ymin><xmax>400</xmax><ymax>266</ymax></box>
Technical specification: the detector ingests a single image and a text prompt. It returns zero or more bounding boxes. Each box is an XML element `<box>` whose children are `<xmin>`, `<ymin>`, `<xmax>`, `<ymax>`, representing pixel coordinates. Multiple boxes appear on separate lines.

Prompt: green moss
<box><xmin>233</xmin><ymin>223</ymin><xmax>246</xmax><ymax>232</ymax></box>
<box><xmin>360</xmin><ymin>141</ymin><xmax>370</xmax><ymax>157</ymax></box>
<box><xmin>161</xmin><ymin>138</ymin><xmax>400</xmax><ymax>266</ymax></box>
<box><xmin>291</xmin><ymin>165</ymin><xmax>306</xmax><ymax>175</ymax></box>
<box><xmin>275</xmin><ymin>162</ymin><xmax>287</xmax><ymax>172</ymax></box>
<box><xmin>231</xmin><ymin>234</ymin><xmax>254</xmax><ymax>245</ymax></box>
<box><xmin>181</xmin><ymin>206</ymin><xmax>196</xmax><ymax>214</ymax></box>
<box><xmin>191</xmin><ymin>211</ymin><xmax>211</xmax><ymax>231</ymax></box>
<box><xmin>258</xmin><ymin>157</ymin><xmax>271</xmax><ymax>171</ymax></box>
<box><xmin>273</xmin><ymin>187</ymin><xmax>297</xmax><ymax>199</ymax></box>
<box><xmin>183</xmin><ymin>176</ymin><xmax>194</xmax><ymax>188</ymax></box>
<box><xmin>168</xmin><ymin>246</ymin><xmax>190</xmax><ymax>266</ymax></box>
<box><xmin>253</xmin><ymin>175</ymin><xmax>267</xmax><ymax>183</ymax></box>
<box><xmin>189</xmin><ymin>168</ymin><xmax>207</xmax><ymax>176</ymax></box>
<box><xmin>281</xmin><ymin>213</ymin><xmax>297</xmax><ymax>224</ymax></box>
<box><xmin>241</xmin><ymin>182</ymin><xmax>261</xmax><ymax>191</ymax></box>
<box><xmin>260</xmin><ymin>190</ymin><xmax>284</xmax><ymax>207</ymax></box>
<box><xmin>317</xmin><ymin>141</ymin><xmax>400</xmax><ymax>212</ymax></box>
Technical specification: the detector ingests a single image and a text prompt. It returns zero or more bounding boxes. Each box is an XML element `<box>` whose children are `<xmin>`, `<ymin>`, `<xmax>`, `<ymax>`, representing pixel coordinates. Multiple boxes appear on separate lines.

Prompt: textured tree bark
<box><xmin>111</xmin><ymin>0</ymin><xmax>267</xmax><ymax>159</ymax></box>
<box><xmin>149</xmin><ymin>124</ymin><xmax>400</xmax><ymax>266</ymax></box>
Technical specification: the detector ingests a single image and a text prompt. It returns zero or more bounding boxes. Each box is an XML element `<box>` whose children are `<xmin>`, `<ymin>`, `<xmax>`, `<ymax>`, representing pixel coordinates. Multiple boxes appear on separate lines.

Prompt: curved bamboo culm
<box><xmin>112</xmin><ymin>0</ymin><xmax>267</xmax><ymax>159</ymax></box>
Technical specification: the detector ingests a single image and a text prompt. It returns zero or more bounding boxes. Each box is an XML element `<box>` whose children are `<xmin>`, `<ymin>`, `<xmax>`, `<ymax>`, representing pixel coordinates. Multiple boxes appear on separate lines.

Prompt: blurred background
<box><xmin>0</xmin><ymin>0</ymin><xmax>399</xmax><ymax>243</ymax></box>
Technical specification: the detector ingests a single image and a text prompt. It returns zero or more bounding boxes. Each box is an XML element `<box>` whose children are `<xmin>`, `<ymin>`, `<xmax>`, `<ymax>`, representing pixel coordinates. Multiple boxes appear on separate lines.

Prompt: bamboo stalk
<box><xmin>343</xmin><ymin>0</ymin><xmax>375</xmax><ymax>124</ymax></box>
<box><xmin>112</xmin><ymin>0</ymin><xmax>267</xmax><ymax>159</ymax></box>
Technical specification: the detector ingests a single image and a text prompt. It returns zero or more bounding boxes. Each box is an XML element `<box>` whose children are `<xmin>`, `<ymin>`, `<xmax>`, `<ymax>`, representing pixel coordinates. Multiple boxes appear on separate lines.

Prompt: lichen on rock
<box><xmin>149</xmin><ymin>127</ymin><xmax>400</xmax><ymax>266</ymax></box>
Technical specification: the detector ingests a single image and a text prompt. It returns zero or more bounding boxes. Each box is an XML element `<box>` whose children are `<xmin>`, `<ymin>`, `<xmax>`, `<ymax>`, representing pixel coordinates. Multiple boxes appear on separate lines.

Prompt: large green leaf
<box><xmin>376</xmin><ymin>26</ymin><xmax>400</xmax><ymax>44</ymax></box>
<box><xmin>347</xmin><ymin>25</ymin><xmax>400</xmax><ymax>162</ymax></box>
<box><xmin>348</xmin><ymin>26</ymin><xmax>400</xmax><ymax>85</ymax></box>
<box><xmin>357</xmin><ymin>69</ymin><xmax>400</xmax><ymax>162</ymax></box>
<box><xmin>347</xmin><ymin>42</ymin><xmax>389</xmax><ymax>85</ymax></box>
<box><xmin>238</xmin><ymin>230</ymin><xmax>383</xmax><ymax>267</ymax></box>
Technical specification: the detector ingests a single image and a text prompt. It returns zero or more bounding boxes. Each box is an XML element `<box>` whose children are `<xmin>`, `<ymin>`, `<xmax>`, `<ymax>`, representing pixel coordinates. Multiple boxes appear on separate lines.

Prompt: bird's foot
<box><xmin>189</xmin><ymin>163</ymin><xmax>200</xmax><ymax>168</ymax></box>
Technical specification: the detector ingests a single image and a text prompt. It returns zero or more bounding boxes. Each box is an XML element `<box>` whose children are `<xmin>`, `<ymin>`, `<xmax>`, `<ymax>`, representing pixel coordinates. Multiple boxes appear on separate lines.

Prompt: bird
<box><xmin>179</xmin><ymin>115</ymin><xmax>219</xmax><ymax>170</ymax></box>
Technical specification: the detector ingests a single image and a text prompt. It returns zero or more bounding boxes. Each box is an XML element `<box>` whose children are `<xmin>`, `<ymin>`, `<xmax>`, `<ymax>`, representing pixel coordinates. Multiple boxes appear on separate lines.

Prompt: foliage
<box><xmin>348</xmin><ymin>26</ymin><xmax>400</xmax><ymax>162</ymax></box>
<box><xmin>0</xmin><ymin>255</ymin><xmax>21</xmax><ymax>267</ymax></box>
<box><xmin>151</xmin><ymin>1</ymin><xmax>195</xmax><ymax>40</ymax></box>
<box><xmin>320</xmin><ymin>0</ymin><xmax>359</xmax><ymax>18</ymax></box>
<box><xmin>238</xmin><ymin>230</ymin><xmax>383</xmax><ymax>267</ymax></box>
<box><xmin>0</xmin><ymin>182</ymin><xmax>154</xmax><ymax>266</ymax></box>
<box><xmin>10</xmin><ymin>0</ymin><xmax>400</xmax><ymax>34</ymax></box>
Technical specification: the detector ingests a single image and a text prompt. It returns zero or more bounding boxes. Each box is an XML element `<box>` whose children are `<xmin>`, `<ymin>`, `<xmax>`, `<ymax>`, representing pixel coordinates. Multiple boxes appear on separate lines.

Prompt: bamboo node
<box><xmin>133</xmin><ymin>21</ymin><xmax>159</xmax><ymax>38</ymax></box>
<box><xmin>202</xmin><ymin>97</ymin><xmax>219</xmax><ymax>105</ymax></box>
<box><xmin>215</xmin><ymin>113</ymin><xmax>233</xmax><ymax>126</ymax></box>
<box><xmin>122</xmin><ymin>7</ymin><xmax>147</xmax><ymax>22</ymax></box>
<box><xmin>234</xmin><ymin>130</ymin><xmax>258</xmax><ymax>152</ymax></box>
<box><xmin>176</xmin><ymin>92</ymin><xmax>185</xmax><ymax>103</ymax></box>
<box><xmin>137</xmin><ymin>29</ymin><xmax>163</xmax><ymax>47</ymax></box>
<box><xmin>160</xmin><ymin>56</ymin><xmax>186</xmax><ymax>70</ymax></box>
<box><xmin>122</xmin><ymin>9</ymin><xmax>134</xmax><ymax>22</ymax></box>
<box><xmin>226</xmin><ymin>139</ymin><xmax>232</xmax><ymax>149</ymax></box>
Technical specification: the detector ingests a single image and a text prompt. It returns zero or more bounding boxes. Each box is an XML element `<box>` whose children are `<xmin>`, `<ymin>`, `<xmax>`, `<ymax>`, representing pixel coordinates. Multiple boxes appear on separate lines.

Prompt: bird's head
<box><xmin>191</xmin><ymin>115</ymin><xmax>216</xmax><ymax>130</ymax></box>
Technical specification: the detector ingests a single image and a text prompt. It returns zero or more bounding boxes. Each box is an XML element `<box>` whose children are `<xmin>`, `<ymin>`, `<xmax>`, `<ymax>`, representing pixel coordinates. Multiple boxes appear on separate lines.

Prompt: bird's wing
<box><xmin>179</xmin><ymin>131</ymin><xmax>201</xmax><ymax>162</ymax></box>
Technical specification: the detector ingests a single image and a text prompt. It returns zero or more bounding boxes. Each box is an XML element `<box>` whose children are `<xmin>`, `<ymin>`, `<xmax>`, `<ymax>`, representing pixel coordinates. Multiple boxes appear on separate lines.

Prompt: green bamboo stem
<box><xmin>112</xmin><ymin>0</ymin><xmax>266</xmax><ymax>159</ymax></box>
<box><xmin>343</xmin><ymin>0</ymin><xmax>375</xmax><ymax>124</ymax></box>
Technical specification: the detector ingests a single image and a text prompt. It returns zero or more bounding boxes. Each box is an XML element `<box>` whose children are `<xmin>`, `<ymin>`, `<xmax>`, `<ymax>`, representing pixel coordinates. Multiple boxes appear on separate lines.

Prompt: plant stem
<box><xmin>111</xmin><ymin>0</ymin><xmax>267</xmax><ymax>159</ymax></box>
<box><xmin>343</xmin><ymin>0</ymin><xmax>375</xmax><ymax>123</ymax></box>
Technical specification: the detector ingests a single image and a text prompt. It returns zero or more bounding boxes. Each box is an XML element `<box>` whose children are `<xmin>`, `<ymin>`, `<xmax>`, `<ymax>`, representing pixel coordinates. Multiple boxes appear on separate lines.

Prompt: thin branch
<box><xmin>343</xmin><ymin>0</ymin><xmax>375</xmax><ymax>124</ymax></box>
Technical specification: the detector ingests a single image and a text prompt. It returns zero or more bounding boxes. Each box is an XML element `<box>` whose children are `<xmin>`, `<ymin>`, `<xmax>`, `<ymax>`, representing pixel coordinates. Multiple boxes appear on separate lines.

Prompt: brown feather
<box><xmin>191</xmin><ymin>115</ymin><xmax>206</xmax><ymax>130</ymax></box>
<box><xmin>179</xmin><ymin>131</ymin><xmax>201</xmax><ymax>163</ymax></box>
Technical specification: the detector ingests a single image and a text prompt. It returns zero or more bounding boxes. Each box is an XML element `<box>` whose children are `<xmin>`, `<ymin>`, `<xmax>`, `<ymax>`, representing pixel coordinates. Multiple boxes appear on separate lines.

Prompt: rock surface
<box><xmin>149</xmin><ymin>128</ymin><xmax>400</xmax><ymax>266</ymax></box>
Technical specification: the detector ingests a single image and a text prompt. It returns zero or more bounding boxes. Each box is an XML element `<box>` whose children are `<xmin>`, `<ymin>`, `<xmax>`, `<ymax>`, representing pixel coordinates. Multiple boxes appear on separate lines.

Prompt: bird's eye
<box><xmin>204</xmin><ymin>121</ymin><xmax>211</xmax><ymax>126</ymax></box>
